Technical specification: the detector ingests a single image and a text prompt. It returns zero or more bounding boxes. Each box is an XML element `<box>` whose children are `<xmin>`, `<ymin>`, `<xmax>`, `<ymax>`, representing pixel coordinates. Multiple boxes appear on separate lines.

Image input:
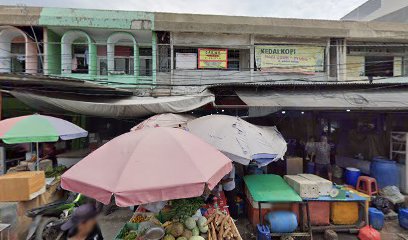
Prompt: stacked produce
<box><xmin>206</xmin><ymin>212</ymin><xmax>242</xmax><ymax>240</ymax></box>
<box><xmin>163</xmin><ymin>215</ymin><xmax>208</xmax><ymax>240</ymax></box>
<box><xmin>118</xmin><ymin>197</ymin><xmax>241</xmax><ymax>240</ymax></box>
<box><xmin>160</xmin><ymin>198</ymin><xmax>204</xmax><ymax>222</ymax></box>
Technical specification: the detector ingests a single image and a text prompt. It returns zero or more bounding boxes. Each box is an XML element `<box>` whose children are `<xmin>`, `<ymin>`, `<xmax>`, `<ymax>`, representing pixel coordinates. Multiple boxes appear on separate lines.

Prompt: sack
<box><xmin>371</xmin><ymin>196</ymin><xmax>392</xmax><ymax>214</ymax></box>
<box><xmin>380</xmin><ymin>186</ymin><xmax>405</xmax><ymax>205</ymax></box>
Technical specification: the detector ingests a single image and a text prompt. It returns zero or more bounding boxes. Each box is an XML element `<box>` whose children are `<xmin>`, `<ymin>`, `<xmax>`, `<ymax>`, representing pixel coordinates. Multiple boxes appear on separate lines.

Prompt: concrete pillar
<box><xmin>0</xmin><ymin>39</ymin><xmax>11</xmax><ymax>73</ymax></box>
<box><xmin>61</xmin><ymin>41</ymin><xmax>72</xmax><ymax>74</ymax></box>
<box><xmin>336</xmin><ymin>38</ymin><xmax>347</xmax><ymax>81</ymax></box>
<box><xmin>250</xmin><ymin>34</ymin><xmax>255</xmax><ymax>82</ymax></box>
<box><xmin>152</xmin><ymin>31</ymin><xmax>157</xmax><ymax>85</ymax></box>
<box><xmin>325</xmin><ymin>39</ymin><xmax>330</xmax><ymax>81</ymax></box>
<box><xmin>25</xmin><ymin>38</ymin><xmax>38</xmax><ymax>74</ymax></box>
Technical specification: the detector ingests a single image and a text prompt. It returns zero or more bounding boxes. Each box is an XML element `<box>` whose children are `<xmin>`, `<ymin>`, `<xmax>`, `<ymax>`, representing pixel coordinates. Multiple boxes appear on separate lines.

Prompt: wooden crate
<box><xmin>0</xmin><ymin>171</ymin><xmax>45</xmax><ymax>202</ymax></box>
<box><xmin>286</xmin><ymin>157</ymin><xmax>303</xmax><ymax>175</ymax></box>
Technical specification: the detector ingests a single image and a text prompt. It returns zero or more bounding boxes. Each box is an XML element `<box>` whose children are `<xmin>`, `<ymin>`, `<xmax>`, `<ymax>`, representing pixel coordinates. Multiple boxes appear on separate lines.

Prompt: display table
<box><xmin>303</xmin><ymin>188</ymin><xmax>368</xmax><ymax>233</ymax></box>
<box><xmin>244</xmin><ymin>174</ymin><xmax>311</xmax><ymax>238</ymax></box>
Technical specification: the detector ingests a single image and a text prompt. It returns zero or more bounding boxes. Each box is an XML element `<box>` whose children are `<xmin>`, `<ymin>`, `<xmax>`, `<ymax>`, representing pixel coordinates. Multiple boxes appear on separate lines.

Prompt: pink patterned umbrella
<box><xmin>61</xmin><ymin>127</ymin><xmax>232</xmax><ymax>206</ymax></box>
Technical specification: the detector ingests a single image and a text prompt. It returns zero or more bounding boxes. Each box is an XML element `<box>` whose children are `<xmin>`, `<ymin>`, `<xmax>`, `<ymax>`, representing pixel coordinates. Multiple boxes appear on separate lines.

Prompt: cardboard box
<box><xmin>286</xmin><ymin>157</ymin><xmax>303</xmax><ymax>175</ymax></box>
<box><xmin>0</xmin><ymin>171</ymin><xmax>45</xmax><ymax>202</ymax></box>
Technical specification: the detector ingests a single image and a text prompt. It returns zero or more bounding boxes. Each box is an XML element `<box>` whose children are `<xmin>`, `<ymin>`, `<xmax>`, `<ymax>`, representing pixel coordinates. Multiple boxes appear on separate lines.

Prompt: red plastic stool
<box><xmin>356</xmin><ymin>176</ymin><xmax>378</xmax><ymax>196</ymax></box>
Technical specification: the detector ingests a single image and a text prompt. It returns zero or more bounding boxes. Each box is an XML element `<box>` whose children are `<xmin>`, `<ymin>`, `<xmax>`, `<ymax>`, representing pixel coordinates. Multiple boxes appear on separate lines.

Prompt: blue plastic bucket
<box><xmin>345</xmin><ymin>167</ymin><xmax>361</xmax><ymax>187</ymax></box>
<box><xmin>265</xmin><ymin>211</ymin><xmax>298</xmax><ymax>233</ymax></box>
<box><xmin>370</xmin><ymin>157</ymin><xmax>399</xmax><ymax>188</ymax></box>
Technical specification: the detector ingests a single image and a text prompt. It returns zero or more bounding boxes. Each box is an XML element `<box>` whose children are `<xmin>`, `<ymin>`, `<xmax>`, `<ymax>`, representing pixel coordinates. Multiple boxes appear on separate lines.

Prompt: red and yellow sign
<box><xmin>198</xmin><ymin>48</ymin><xmax>228</xmax><ymax>69</ymax></box>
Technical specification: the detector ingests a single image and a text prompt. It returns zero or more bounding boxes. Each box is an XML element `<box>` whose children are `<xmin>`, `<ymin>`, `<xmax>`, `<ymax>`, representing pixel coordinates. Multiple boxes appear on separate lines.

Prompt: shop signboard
<box><xmin>176</xmin><ymin>52</ymin><xmax>197</xmax><ymax>69</ymax></box>
<box><xmin>198</xmin><ymin>48</ymin><xmax>228</xmax><ymax>69</ymax></box>
<box><xmin>255</xmin><ymin>45</ymin><xmax>325</xmax><ymax>73</ymax></box>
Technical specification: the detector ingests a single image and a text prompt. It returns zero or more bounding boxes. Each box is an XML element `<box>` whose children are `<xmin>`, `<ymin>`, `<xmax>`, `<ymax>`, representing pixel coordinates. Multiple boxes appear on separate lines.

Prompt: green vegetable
<box><xmin>177</xmin><ymin>237</ymin><xmax>188</xmax><ymax>240</ymax></box>
<box><xmin>160</xmin><ymin>198</ymin><xmax>204</xmax><ymax>222</ymax></box>
<box><xmin>163</xmin><ymin>234</ymin><xmax>176</xmax><ymax>240</ymax></box>
<box><xmin>184</xmin><ymin>217</ymin><xmax>197</xmax><ymax>230</ymax></box>
<box><xmin>192</xmin><ymin>227</ymin><xmax>199</xmax><ymax>236</ymax></box>
<box><xmin>199</xmin><ymin>225</ymin><xmax>208</xmax><ymax>233</ymax></box>
<box><xmin>197</xmin><ymin>217</ymin><xmax>207</xmax><ymax>228</ymax></box>
<box><xmin>124</xmin><ymin>230</ymin><xmax>137</xmax><ymax>240</ymax></box>
<box><xmin>189</xmin><ymin>236</ymin><xmax>205</xmax><ymax>240</ymax></box>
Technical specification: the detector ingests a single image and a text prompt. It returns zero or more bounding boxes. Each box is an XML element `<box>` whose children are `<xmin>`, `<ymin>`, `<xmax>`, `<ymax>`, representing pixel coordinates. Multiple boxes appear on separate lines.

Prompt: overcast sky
<box><xmin>0</xmin><ymin>0</ymin><xmax>367</xmax><ymax>20</ymax></box>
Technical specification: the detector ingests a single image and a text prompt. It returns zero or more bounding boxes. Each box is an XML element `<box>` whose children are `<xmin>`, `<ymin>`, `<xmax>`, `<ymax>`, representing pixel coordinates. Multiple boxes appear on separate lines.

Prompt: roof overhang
<box><xmin>236</xmin><ymin>88</ymin><xmax>408</xmax><ymax>112</ymax></box>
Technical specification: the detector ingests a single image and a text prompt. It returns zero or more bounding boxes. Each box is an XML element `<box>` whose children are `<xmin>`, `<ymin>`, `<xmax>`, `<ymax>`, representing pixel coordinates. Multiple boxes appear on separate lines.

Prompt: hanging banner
<box><xmin>255</xmin><ymin>45</ymin><xmax>325</xmax><ymax>73</ymax></box>
<box><xmin>198</xmin><ymin>48</ymin><xmax>228</xmax><ymax>69</ymax></box>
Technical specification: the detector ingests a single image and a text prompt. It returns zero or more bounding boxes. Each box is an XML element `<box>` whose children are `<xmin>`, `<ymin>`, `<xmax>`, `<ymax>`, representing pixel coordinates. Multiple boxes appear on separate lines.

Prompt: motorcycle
<box><xmin>26</xmin><ymin>192</ymin><xmax>85</xmax><ymax>240</ymax></box>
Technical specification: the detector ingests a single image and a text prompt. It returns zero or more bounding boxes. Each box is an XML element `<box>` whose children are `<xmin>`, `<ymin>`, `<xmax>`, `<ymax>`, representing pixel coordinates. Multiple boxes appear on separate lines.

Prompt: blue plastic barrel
<box><xmin>399</xmin><ymin>208</ymin><xmax>408</xmax><ymax>229</ymax></box>
<box><xmin>369</xmin><ymin>207</ymin><xmax>384</xmax><ymax>230</ymax></box>
<box><xmin>345</xmin><ymin>167</ymin><xmax>361</xmax><ymax>187</ymax></box>
<box><xmin>306</xmin><ymin>162</ymin><xmax>315</xmax><ymax>174</ymax></box>
<box><xmin>256</xmin><ymin>225</ymin><xmax>271</xmax><ymax>240</ymax></box>
<box><xmin>370</xmin><ymin>157</ymin><xmax>399</xmax><ymax>188</ymax></box>
<box><xmin>265</xmin><ymin>211</ymin><xmax>298</xmax><ymax>233</ymax></box>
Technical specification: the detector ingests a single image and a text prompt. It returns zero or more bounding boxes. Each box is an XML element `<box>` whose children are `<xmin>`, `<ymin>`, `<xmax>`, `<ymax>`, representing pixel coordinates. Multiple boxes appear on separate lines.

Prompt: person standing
<box><xmin>315</xmin><ymin>135</ymin><xmax>332</xmax><ymax>181</ymax></box>
<box><xmin>221</xmin><ymin>164</ymin><xmax>236</xmax><ymax>217</ymax></box>
<box><xmin>305</xmin><ymin>137</ymin><xmax>315</xmax><ymax>161</ymax></box>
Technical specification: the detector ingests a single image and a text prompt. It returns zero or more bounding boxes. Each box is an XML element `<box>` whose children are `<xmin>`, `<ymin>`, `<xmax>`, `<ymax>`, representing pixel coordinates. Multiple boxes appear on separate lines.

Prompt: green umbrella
<box><xmin>0</xmin><ymin>114</ymin><xmax>88</xmax><ymax>169</ymax></box>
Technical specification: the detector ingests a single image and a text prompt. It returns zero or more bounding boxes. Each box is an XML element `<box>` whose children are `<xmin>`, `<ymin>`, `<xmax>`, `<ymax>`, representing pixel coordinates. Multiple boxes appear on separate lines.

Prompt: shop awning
<box><xmin>10</xmin><ymin>91</ymin><xmax>214</xmax><ymax>118</ymax></box>
<box><xmin>236</xmin><ymin>89</ymin><xmax>408</xmax><ymax>112</ymax></box>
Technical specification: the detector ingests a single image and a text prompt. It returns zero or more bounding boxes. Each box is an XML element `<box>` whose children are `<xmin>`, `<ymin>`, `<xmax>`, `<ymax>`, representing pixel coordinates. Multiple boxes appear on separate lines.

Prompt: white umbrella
<box><xmin>187</xmin><ymin>115</ymin><xmax>287</xmax><ymax>166</ymax></box>
<box><xmin>131</xmin><ymin>113</ymin><xmax>195</xmax><ymax>131</ymax></box>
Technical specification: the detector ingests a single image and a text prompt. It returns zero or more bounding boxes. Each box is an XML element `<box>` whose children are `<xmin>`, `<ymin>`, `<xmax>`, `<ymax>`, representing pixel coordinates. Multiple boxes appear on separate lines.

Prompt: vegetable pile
<box><xmin>45</xmin><ymin>165</ymin><xmax>67</xmax><ymax>178</ymax></box>
<box><xmin>162</xmin><ymin>216</ymin><xmax>208</xmax><ymax>240</ymax></box>
<box><xmin>160</xmin><ymin>198</ymin><xmax>204</xmax><ymax>223</ymax></box>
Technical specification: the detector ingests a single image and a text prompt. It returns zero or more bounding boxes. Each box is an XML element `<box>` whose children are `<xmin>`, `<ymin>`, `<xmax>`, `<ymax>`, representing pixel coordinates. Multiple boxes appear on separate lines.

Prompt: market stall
<box><xmin>244</xmin><ymin>174</ymin><xmax>312</xmax><ymax>238</ymax></box>
<box><xmin>0</xmin><ymin>114</ymin><xmax>88</xmax><ymax>173</ymax></box>
<box><xmin>61</xmin><ymin>127</ymin><xmax>241</xmax><ymax>239</ymax></box>
<box><xmin>116</xmin><ymin>196</ymin><xmax>242</xmax><ymax>240</ymax></box>
<box><xmin>303</xmin><ymin>187</ymin><xmax>368</xmax><ymax>233</ymax></box>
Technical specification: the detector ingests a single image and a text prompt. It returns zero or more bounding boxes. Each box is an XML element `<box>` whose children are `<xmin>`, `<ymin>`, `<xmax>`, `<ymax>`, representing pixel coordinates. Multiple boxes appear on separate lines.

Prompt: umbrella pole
<box><xmin>36</xmin><ymin>142</ymin><xmax>39</xmax><ymax>171</ymax></box>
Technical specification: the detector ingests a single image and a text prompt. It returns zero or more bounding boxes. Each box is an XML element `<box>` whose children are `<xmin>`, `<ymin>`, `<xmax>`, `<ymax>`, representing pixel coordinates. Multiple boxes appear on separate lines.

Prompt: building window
<box><xmin>10</xmin><ymin>43</ymin><xmax>25</xmax><ymax>73</ymax></box>
<box><xmin>227</xmin><ymin>50</ymin><xmax>240</xmax><ymax>71</ymax></box>
<box><xmin>114</xmin><ymin>57</ymin><xmax>134</xmax><ymax>75</ymax></box>
<box><xmin>365</xmin><ymin>56</ymin><xmax>393</xmax><ymax>77</ymax></box>
<box><xmin>72</xmin><ymin>44</ymin><xmax>89</xmax><ymax>74</ymax></box>
<box><xmin>98</xmin><ymin>57</ymin><xmax>108</xmax><ymax>75</ymax></box>
<box><xmin>140</xmin><ymin>47</ymin><xmax>152</xmax><ymax>76</ymax></box>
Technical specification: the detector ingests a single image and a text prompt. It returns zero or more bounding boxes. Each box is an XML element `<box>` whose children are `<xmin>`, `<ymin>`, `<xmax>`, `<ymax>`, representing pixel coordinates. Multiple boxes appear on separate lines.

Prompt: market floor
<box><xmin>98</xmin><ymin>207</ymin><xmax>133</xmax><ymax>239</ymax></box>
<box><xmin>97</xmin><ymin>208</ymin><xmax>408</xmax><ymax>240</ymax></box>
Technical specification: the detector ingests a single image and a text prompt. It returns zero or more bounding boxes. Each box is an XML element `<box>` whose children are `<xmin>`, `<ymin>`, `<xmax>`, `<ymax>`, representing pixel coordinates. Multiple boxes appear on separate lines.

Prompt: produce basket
<box><xmin>129</xmin><ymin>212</ymin><xmax>156</xmax><ymax>223</ymax></box>
<box><xmin>114</xmin><ymin>222</ymin><xmax>139</xmax><ymax>240</ymax></box>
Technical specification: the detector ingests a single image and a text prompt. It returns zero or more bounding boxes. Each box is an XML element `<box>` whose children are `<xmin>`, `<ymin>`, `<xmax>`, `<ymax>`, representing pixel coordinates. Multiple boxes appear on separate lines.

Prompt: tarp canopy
<box><xmin>10</xmin><ymin>91</ymin><xmax>214</xmax><ymax>118</ymax></box>
<box><xmin>236</xmin><ymin>89</ymin><xmax>408</xmax><ymax>111</ymax></box>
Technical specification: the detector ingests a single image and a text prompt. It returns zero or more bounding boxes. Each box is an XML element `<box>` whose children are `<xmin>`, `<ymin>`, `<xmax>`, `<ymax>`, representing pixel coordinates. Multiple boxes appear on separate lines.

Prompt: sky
<box><xmin>0</xmin><ymin>0</ymin><xmax>368</xmax><ymax>20</ymax></box>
